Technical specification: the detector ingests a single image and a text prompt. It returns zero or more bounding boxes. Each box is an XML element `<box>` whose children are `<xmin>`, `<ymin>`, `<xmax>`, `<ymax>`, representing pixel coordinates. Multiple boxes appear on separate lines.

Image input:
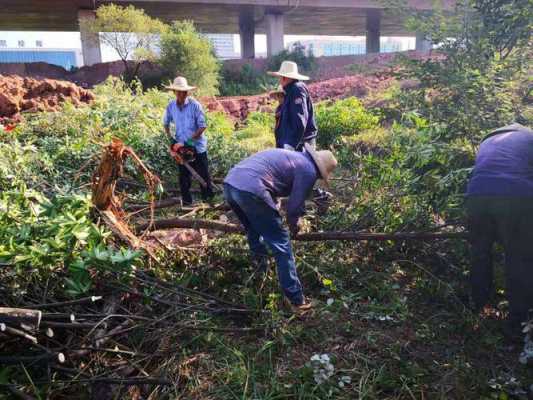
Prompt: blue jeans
<box><xmin>224</xmin><ymin>184</ymin><xmax>304</xmax><ymax>305</ymax></box>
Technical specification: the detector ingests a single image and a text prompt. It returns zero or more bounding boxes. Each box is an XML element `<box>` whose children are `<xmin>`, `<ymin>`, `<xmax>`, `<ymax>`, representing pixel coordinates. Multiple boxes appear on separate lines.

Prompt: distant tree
<box><xmin>396</xmin><ymin>0</ymin><xmax>532</xmax><ymax>144</ymax></box>
<box><xmin>158</xmin><ymin>21</ymin><xmax>220</xmax><ymax>96</ymax></box>
<box><xmin>81</xmin><ymin>4</ymin><xmax>167</xmax><ymax>82</ymax></box>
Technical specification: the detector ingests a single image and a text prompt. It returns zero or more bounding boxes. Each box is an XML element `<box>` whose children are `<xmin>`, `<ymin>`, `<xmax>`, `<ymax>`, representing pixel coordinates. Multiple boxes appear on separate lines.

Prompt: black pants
<box><xmin>178</xmin><ymin>151</ymin><xmax>214</xmax><ymax>204</ymax></box>
<box><xmin>467</xmin><ymin>196</ymin><xmax>533</xmax><ymax>325</ymax></box>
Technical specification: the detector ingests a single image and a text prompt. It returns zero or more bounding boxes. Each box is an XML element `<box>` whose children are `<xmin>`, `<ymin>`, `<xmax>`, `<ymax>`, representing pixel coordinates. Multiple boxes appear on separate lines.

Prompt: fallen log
<box><xmin>136</xmin><ymin>218</ymin><xmax>243</xmax><ymax>233</ymax></box>
<box><xmin>136</xmin><ymin>217</ymin><xmax>468</xmax><ymax>242</ymax></box>
<box><xmin>0</xmin><ymin>308</ymin><xmax>41</xmax><ymax>332</ymax></box>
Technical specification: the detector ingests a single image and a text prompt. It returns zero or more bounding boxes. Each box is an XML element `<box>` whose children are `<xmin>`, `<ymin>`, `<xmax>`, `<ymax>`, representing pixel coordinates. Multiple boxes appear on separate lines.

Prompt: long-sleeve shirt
<box><xmin>275</xmin><ymin>81</ymin><xmax>318</xmax><ymax>151</ymax></box>
<box><xmin>224</xmin><ymin>149</ymin><xmax>319</xmax><ymax>226</ymax></box>
<box><xmin>163</xmin><ymin>97</ymin><xmax>207</xmax><ymax>153</ymax></box>
<box><xmin>467</xmin><ymin>124</ymin><xmax>533</xmax><ymax>197</ymax></box>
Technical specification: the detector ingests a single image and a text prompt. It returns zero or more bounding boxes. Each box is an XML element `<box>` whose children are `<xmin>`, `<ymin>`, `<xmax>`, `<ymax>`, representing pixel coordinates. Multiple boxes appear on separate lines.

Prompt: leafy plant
<box><xmin>159</xmin><ymin>20</ymin><xmax>220</xmax><ymax>96</ymax></box>
<box><xmin>81</xmin><ymin>4</ymin><xmax>167</xmax><ymax>82</ymax></box>
<box><xmin>315</xmin><ymin>97</ymin><xmax>380</xmax><ymax>147</ymax></box>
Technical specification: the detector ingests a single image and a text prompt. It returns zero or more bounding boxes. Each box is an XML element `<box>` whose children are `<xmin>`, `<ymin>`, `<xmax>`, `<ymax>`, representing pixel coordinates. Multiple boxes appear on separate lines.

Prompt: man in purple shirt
<box><xmin>466</xmin><ymin>123</ymin><xmax>533</xmax><ymax>332</ymax></box>
<box><xmin>224</xmin><ymin>144</ymin><xmax>337</xmax><ymax>311</ymax></box>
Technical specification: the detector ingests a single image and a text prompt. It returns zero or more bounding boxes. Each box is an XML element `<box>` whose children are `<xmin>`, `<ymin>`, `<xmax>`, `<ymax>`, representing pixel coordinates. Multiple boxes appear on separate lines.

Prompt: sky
<box><xmin>0</xmin><ymin>31</ymin><xmax>415</xmax><ymax>61</ymax></box>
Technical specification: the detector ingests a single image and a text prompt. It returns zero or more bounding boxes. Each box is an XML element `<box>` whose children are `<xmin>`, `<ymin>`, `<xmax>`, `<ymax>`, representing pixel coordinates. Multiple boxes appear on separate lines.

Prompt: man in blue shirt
<box><xmin>466</xmin><ymin>123</ymin><xmax>533</xmax><ymax>332</ymax></box>
<box><xmin>268</xmin><ymin>61</ymin><xmax>318</xmax><ymax>151</ymax></box>
<box><xmin>224</xmin><ymin>144</ymin><xmax>337</xmax><ymax>312</ymax></box>
<box><xmin>163</xmin><ymin>76</ymin><xmax>214</xmax><ymax>206</ymax></box>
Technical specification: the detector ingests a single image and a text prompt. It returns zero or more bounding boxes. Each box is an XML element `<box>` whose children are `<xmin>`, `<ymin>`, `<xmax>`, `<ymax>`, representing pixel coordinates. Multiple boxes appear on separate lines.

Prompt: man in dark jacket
<box><xmin>268</xmin><ymin>61</ymin><xmax>318</xmax><ymax>151</ymax></box>
<box><xmin>224</xmin><ymin>144</ymin><xmax>337</xmax><ymax>312</ymax></box>
<box><xmin>466</xmin><ymin>123</ymin><xmax>533</xmax><ymax>331</ymax></box>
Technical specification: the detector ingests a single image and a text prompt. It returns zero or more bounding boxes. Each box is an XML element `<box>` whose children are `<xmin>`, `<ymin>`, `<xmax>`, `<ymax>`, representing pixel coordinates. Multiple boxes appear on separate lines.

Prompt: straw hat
<box><xmin>267</xmin><ymin>61</ymin><xmax>309</xmax><ymax>81</ymax></box>
<box><xmin>165</xmin><ymin>76</ymin><xmax>196</xmax><ymax>91</ymax></box>
<box><xmin>269</xmin><ymin>85</ymin><xmax>285</xmax><ymax>98</ymax></box>
<box><xmin>304</xmin><ymin>143</ymin><xmax>337</xmax><ymax>184</ymax></box>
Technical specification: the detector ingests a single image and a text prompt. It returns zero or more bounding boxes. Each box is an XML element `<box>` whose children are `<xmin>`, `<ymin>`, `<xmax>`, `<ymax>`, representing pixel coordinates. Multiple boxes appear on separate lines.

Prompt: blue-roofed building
<box><xmin>0</xmin><ymin>48</ymin><xmax>82</xmax><ymax>70</ymax></box>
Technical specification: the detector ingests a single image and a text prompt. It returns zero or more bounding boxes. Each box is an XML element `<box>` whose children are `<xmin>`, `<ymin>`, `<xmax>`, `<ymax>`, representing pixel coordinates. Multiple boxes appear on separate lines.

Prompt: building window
<box><xmin>36</xmin><ymin>40</ymin><xmax>43</xmax><ymax>48</ymax></box>
<box><xmin>0</xmin><ymin>40</ymin><xmax>6</xmax><ymax>48</ymax></box>
<box><xmin>18</xmin><ymin>40</ymin><xmax>25</xmax><ymax>48</ymax></box>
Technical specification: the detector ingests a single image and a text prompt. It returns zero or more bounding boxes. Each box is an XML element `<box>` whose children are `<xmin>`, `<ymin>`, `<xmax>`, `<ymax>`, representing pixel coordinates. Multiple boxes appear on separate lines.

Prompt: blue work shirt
<box><xmin>275</xmin><ymin>81</ymin><xmax>318</xmax><ymax>151</ymax></box>
<box><xmin>224</xmin><ymin>149</ymin><xmax>319</xmax><ymax>226</ymax></box>
<box><xmin>467</xmin><ymin>124</ymin><xmax>533</xmax><ymax>197</ymax></box>
<box><xmin>163</xmin><ymin>97</ymin><xmax>207</xmax><ymax>153</ymax></box>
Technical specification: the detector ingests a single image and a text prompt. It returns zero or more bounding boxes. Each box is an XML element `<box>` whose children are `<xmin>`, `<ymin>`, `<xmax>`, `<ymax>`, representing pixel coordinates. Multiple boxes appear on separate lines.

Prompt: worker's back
<box><xmin>224</xmin><ymin>148</ymin><xmax>318</xmax><ymax>211</ymax></box>
<box><xmin>467</xmin><ymin>124</ymin><xmax>533</xmax><ymax>197</ymax></box>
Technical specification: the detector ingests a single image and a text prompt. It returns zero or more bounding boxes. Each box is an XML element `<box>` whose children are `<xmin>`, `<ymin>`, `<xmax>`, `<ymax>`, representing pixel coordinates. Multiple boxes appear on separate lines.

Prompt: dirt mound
<box><xmin>0</xmin><ymin>75</ymin><xmax>94</xmax><ymax>122</ymax></box>
<box><xmin>204</xmin><ymin>71</ymin><xmax>396</xmax><ymax>120</ymax></box>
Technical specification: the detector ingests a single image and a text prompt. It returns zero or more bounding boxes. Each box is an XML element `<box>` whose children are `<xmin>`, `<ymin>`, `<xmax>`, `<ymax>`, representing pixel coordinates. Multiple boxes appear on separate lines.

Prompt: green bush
<box><xmin>315</xmin><ymin>97</ymin><xmax>380</xmax><ymax>147</ymax></box>
<box><xmin>233</xmin><ymin>112</ymin><xmax>275</xmax><ymax>152</ymax></box>
<box><xmin>219</xmin><ymin>64</ymin><xmax>276</xmax><ymax>97</ymax></box>
<box><xmin>267</xmin><ymin>42</ymin><xmax>317</xmax><ymax>75</ymax></box>
<box><xmin>159</xmin><ymin>20</ymin><xmax>220</xmax><ymax>96</ymax></box>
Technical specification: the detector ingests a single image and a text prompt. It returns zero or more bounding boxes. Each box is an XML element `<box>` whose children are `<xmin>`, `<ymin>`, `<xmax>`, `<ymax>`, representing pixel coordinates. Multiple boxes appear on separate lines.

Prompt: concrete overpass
<box><xmin>1</xmin><ymin>0</ymin><xmax>453</xmax><ymax>65</ymax></box>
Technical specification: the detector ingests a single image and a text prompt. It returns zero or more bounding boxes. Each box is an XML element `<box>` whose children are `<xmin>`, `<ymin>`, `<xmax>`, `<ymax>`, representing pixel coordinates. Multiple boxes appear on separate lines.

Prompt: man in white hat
<box><xmin>267</xmin><ymin>61</ymin><xmax>317</xmax><ymax>151</ymax></box>
<box><xmin>163</xmin><ymin>76</ymin><xmax>214</xmax><ymax>206</ymax></box>
<box><xmin>223</xmin><ymin>144</ymin><xmax>337</xmax><ymax>312</ymax></box>
<box><xmin>268</xmin><ymin>61</ymin><xmax>332</xmax><ymax>207</ymax></box>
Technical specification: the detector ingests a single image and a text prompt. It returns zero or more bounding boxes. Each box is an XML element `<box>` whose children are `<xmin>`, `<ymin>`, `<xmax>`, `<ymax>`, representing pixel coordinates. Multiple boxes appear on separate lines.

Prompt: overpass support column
<box><xmin>78</xmin><ymin>9</ymin><xmax>102</xmax><ymax>66</ymax></box>
<box><xmin>266</xmin><ymin>12</ymin><xmax>284</xmax><ymax>57</ymax></box>
<box><xmin>365</xmin><ymin>9</ymin><xmax>381</xmax><ymax>54</ymax></box>
<box><xmin>415</xmin><ymin>31</ymin><xmax>432</xmax><ymax>52</ymax></box>
<box><xmin>239</xmin><ymin>6</ymin><xmax>255</xmax><ymax>59</ymax></box>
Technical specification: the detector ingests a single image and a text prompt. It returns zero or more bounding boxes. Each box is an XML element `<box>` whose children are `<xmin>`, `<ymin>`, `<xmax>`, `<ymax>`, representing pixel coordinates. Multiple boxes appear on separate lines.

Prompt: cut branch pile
<box><xmin>0</xmin><ymin>271</ymin><xmax>268</xmax><ymax>398</ymax></box>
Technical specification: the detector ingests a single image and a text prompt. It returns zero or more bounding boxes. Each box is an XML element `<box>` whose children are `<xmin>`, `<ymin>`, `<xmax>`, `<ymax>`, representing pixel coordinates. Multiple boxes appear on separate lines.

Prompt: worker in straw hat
<box><xmin>268</xmin><ymin>61</ymin><xmax>332</xmax><ymax>209</ymax></box>
<box><xmin>267</xmin><ymin>60</ymin><xmax>317</xmax><ymax>151</ymax></box>
<box><xmin>163</xmin><ymin>76</ymin><xmax>214</xmax><ymax>206</ymax></box>
<box><xmin>269</xmin><ymin>85</ymin><xmax>286</xmax><ymax>148</ymax></box>
<box><xmin>223</xmin><ymin>144</ymin><xmax>337</xmax><ymax>313</ymax></box>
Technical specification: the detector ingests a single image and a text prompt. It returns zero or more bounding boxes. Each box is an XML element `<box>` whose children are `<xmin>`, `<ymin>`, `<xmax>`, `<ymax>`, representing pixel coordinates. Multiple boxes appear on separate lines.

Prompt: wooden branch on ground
<box><xmin>34</xmin><ymin>296</ymin><xmax>103</xmax><ymax>309</ymax></box>
<box><xmin>0</xmin><ymin>308</ymin><xmax>41</xmax><ymax>332</ymax></box>
<box><xmin>136</xmin><ymin>217</ymin><xmax>468</xmax><ymax>242</ymax></box>
<box><xmin>136</xmin><ymin>218</ymin><xmax>243</xmax><ymax>234</ymax></box>
<box><xmin>125</xmin><ymin>197</ymin><xmax>181</xmax><ymax>211</ymax></box>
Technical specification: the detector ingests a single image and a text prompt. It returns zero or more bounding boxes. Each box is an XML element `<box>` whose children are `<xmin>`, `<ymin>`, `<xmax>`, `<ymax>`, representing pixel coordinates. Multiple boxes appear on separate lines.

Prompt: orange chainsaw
<box><xmin>170</xmin><ymin>142</ymin><xmax>207</xmax><ymax>188</ymax></box>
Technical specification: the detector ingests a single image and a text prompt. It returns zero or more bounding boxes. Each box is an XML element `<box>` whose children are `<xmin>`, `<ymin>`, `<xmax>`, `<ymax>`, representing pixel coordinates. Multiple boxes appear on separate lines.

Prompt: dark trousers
<box><xmin>224</xmin><ymin>184</ymin><xmax>304</xmax><ymax>305</ymax></box>
<box><xmin>178</xmin><ymin>151</ymin><xmax>214</xmax><ymax>204</ymax></box>
<box><xmin>466</xmin><ymin>196</ymin><xmax>533</xmax><ymax>325</ymax></box>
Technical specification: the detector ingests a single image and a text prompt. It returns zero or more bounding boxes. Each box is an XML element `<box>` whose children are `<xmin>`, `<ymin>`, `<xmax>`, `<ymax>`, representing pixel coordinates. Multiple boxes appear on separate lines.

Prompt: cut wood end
<box><xmin>57</xmin><ymin>353</ymin><xmax>66</xmax><ymax>363</ymax></box>
<box><xmin>91</xmin><ymin>296</ymin><xmax>103</xmax><ymax>302</ymax></box>
<box><xmin>46</xmin><ymin>327</ymin><xmax>54</xmax><ymax>338</ymax></box>
<box><xmin>0</xmin><ymin>323</ymin><xmax>5</xmax><ymax>331</ymax></box>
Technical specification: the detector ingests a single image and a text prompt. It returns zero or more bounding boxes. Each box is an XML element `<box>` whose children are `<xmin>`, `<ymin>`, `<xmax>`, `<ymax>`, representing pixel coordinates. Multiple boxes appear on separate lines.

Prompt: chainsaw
<box><xmin>169</xmin><ymin>141</ymin><xmax>208</xmax><ymax>188</ymax></box>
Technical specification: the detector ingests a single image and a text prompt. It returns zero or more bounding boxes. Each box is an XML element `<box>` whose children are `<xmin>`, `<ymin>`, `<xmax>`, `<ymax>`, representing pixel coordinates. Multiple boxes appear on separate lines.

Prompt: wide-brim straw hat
<box><xmin>267</xmin><ymin>61</ymin><xmax>309</xmax><ymax>81</ymax></box>
<box><xmin>165</xmin><ymin>76</ymin><xmax>196</xmax><ymax>91</ymax></box>
<box><xmin>304</xmin><ymin>143</ymin><xmax>337</xmax><ymax>185</ymax></box>
<box><xmin>269</xmin><ymin>85</ymin><xmax>285</xmax><ymax>98</ymax></box>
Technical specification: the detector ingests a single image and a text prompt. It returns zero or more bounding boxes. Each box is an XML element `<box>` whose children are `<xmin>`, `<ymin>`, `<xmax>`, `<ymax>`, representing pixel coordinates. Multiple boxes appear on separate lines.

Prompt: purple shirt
<box><xmin>467</xmin><ymin>124</ymin><xmax>533</xmax><ymax>197</ymax></box>
<box><xmin>224</xmin><ymin>149</ymin><xmax>319</xmax><ymax>226</ymax></box>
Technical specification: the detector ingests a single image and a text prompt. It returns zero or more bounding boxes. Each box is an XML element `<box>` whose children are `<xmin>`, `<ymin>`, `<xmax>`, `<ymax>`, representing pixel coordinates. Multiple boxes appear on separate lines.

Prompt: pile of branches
<box><xmin>0</xmin><ymin>270</ymin><xmax>268</xmax><ymax>399</ymax></box>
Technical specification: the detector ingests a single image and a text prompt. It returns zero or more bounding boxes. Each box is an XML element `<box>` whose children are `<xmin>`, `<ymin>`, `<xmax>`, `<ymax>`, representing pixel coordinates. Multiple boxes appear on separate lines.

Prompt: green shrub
<box><xmin>234</xmin><ymin>112</ymin><xmax>275</xmax><ymax>152</ymax></box>
<box><xmin>219</xmin><ymin>64</ymin><xmax>276</xmax><ymax>97</ymax></box>
<box><xmin>267</xmin><ymin>42</ymin><xmax>316</xmax><ymax>75</ymax></box>
<box><xmin>315</xmin><ymin>97</ymin><xmax>380</xmax><ymax>147</ymax></box>
<box><xmin>159</xmin><ymin>20</ymin><xmax>220</xmax><ymax>96</ymax></box>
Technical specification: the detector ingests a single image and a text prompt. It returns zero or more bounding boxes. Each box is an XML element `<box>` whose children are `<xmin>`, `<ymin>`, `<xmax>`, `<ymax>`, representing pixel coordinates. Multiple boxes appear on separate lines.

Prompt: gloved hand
<box><xmin>170</xmin><ymin>142</ymin><xmax>184</xmax><ymax>163</ymax></box>
<box><xmin>185</xmin><ymin>138</ymin><xmax>195</xmax><ymax>147</ymax></box>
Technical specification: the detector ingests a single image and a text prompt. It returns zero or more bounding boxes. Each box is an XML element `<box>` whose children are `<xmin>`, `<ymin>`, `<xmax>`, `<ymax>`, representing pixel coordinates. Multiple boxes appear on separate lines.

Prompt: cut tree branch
<box><xmin>136</xmin><ymin>218</ymin><xmax>467</xmax><ymax>241</ymax></box>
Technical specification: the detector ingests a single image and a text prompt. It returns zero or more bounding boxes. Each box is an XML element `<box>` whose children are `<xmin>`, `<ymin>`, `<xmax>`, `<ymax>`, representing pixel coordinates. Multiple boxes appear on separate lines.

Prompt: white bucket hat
<box><xmin>267</xmin><ymin>61</ymin><xmax>309</xmax><ymax>81</ymax></box>
<box><xmin>304</xmin><ymin>143</ymin><xmax>337</xmax><ymax>185</ymax></box>
<box><xmin>165</xmin><ymin>76</ymin><xmax>196</xmax><ymax>91</ymax></box>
